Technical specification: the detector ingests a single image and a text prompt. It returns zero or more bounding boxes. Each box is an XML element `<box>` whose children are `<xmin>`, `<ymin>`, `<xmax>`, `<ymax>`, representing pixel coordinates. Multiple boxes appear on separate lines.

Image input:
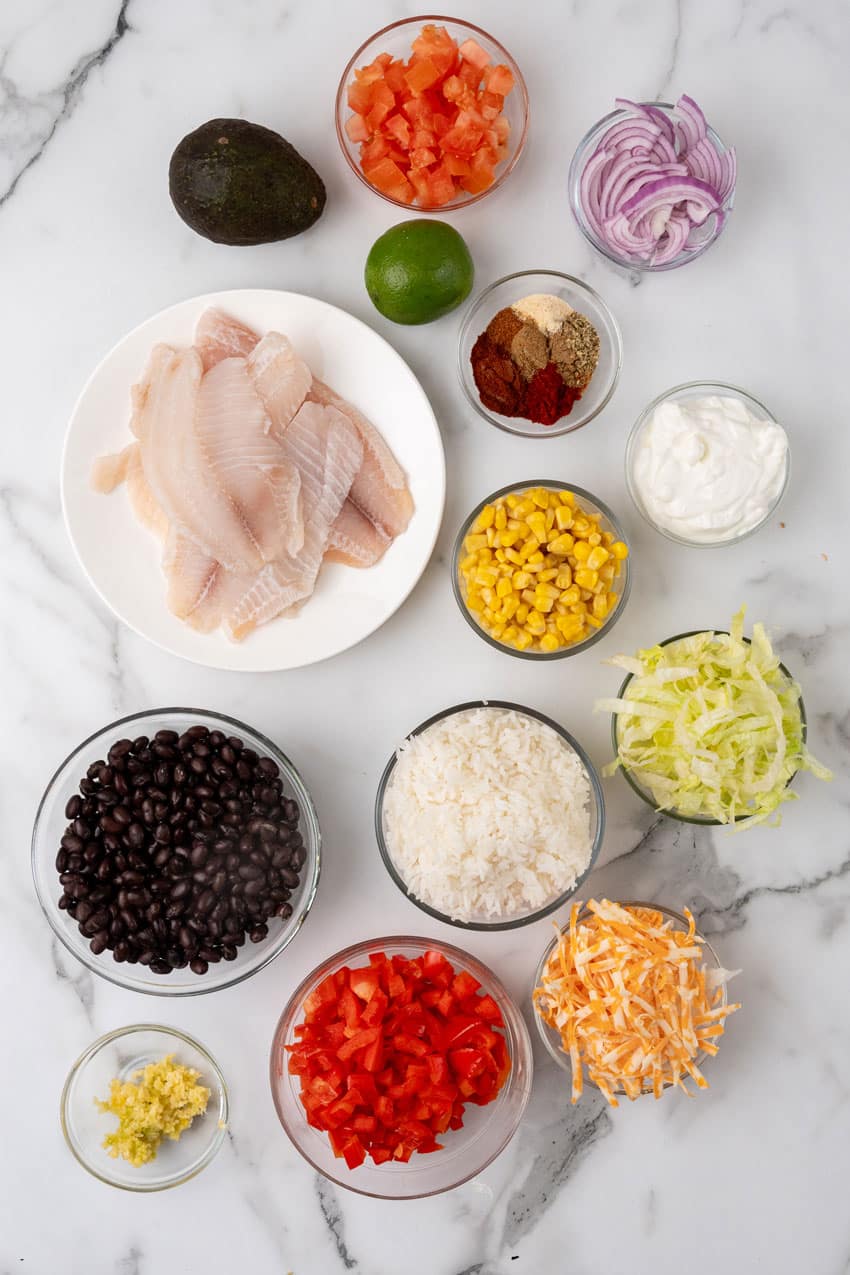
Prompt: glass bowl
<box><xmin>32</xmin><ymin>708</ymin><xmax>321</xmax><ymax>996</ymax></box>
<box><xmin>61</xmin><ymin>1024</ymin><xmax>228</xmax><ymax>1190</ymax></box>
<box><xmin>612</xmin><ymin>632</ymin><xmax>806</xmax><ymax>825</ymax></box>
<box><xmin>458</xmin><ymin>271</ymin><xmax>622</xmax><ymax>437</ymax></box>
<box><xmin>452</xmin><ymin>481</ymin><xmax>631</xmax><ymax>660</ymax></box>
<box><xmin>625</xmin><ymin>381</ymin><xmax>790</xmax><ymax>546</ymax></box>
<box><xmin>269</xmin><ymin>935</ymin><xmax>533</xmax><ymax>1198</ymax></box>
<box><xmin>533</xmin><ymin>902</ymin><xmax>727</xmax><ymax>1096</ymax></box>
<box><xmin>335</xmin><ymin>16</ymin><xmax>529</xmax><ymax>212</ymax></box>
<box><xmin>375</xmin><ymin>700</ymin><xmax>604</xmax><ymax>930</ymax></box>
<box><xmin>568</xmin><ymin>102</ymin><xmax>735</xmax><ymax>272</ymax></box>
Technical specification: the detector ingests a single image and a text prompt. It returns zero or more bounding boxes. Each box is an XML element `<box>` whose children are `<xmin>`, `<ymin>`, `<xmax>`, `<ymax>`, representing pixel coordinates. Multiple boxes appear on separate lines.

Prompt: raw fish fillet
<box><xmin>162</xmin><ymin>527</ymin><xmax>250</xmax><ymax>632</ymax></box>
<box><xmin>308</xmin><ymin>379</ymin><xmax>413</xmax><ymax>538</ymax></box>
<box><xmin>196</xmin><ymin>356</ymin><xmax>304</xmax><ymax>559</ymax></box>
<box><xmin>125</xmin><ymin>444</ymin><xmax>169</xmax><ymax>541</ymax></box>
<box><xmin>133</xmin><ymin>345</ymin><xmax>264</xmax><ymax>574</ymax></box>
<box><xmin>195</xmin><ymin>308</ymin><xmax>259</xmax><ymax>371</ymax></box>
<box><xmin>90</xmin><ymin>443</ymin><xmax>135</xmax><ymax>493</ymax></box>
<box><xmin>225</xmin><ymin>402</ymin><xmax>363</xmax><ymax>640</ymax></box>
<box><xmin>247</xmin><ymin>331</ymin><xmax>312</xmax><ymax>438</ymax></box>
<box><xmin>326</xmin><ymin>499</ymin><xmax>391</xmax><ymax>568</ymax></box>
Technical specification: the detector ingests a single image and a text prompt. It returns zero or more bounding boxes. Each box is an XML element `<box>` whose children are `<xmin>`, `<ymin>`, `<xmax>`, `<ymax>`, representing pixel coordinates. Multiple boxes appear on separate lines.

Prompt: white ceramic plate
<box><xmin>62</xmin><ymin>289</ymin><xmax>446</xmax><ymax>672</ymax></box>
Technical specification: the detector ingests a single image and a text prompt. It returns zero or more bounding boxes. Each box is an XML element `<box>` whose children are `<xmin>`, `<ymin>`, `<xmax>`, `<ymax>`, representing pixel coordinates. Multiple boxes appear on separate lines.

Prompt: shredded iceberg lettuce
<box><xmin>597</xmin><ymin>609</ymin><xmax>831</xmax><ymax>828</ymax></box>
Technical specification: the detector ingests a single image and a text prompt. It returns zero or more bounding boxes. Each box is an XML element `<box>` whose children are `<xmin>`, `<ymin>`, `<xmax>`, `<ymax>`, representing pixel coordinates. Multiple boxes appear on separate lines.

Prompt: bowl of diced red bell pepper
<box><xmin>335</xmin><ymin>17</ymin><xmax>529</xmax><ymax>210</ymax></box>
<box><xmin>270</xmin><ymin>936</ymin><xmax>533</xmax><ymax>1197</ymax></box>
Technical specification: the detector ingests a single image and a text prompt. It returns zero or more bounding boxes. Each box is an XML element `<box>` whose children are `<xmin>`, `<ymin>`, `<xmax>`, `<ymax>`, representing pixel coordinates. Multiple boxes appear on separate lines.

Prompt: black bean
<box><xmin>190</xmin><ymin>957</ymin><xmax>208</xmax><ymax>976</ymax></box>
<box><xmin>275</xmin><ymin>902</ymin><xmax>293</xmax><ymax>920</ymax></box>
<box><xmin>90</xmin><ymin>933</ymin><xmax>108</xmax><ymax>955</ymax></box>
<box><xmin>155</xmin><ymin>729</ymin><xmax>179</xmax><ymax>746</ymax></box>
<box><xmin>250</xmin><ymin>924</ymin><xmax>268</xmax><ymax>943</ymax></box>
<box><xmin>150</xmin><ymin>959</ymin><xmax>172</xmax><ymax>975</ymax></box>
<box><xmin>65</xmin><ymin>795</ymin><xmax>83</xmax><ymax>820</ymax></box>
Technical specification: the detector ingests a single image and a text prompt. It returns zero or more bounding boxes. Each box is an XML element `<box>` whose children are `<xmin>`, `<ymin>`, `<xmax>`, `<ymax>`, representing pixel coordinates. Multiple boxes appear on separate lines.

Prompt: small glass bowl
<box><xmin>32</xmin><ymin>708</ymin><xmax>321</xmax><ymax>996</ymax></box>
<box><xmin>335</xmin><ymin>15</ymin><xmax>529</xmax><ymax>212</ymax></box>
<box><xmin>61</xmin><ymin>1024</ymin><xmax>228</xmax><ymax>1190</ymax></box>
<box><xmin>612</xmin><ymin>632</ymin><xmax>807</xmax><ymax>825</ymax></box>
<box><xmin>625</xmin><ymin>381</ymin><xmax>790</xmax><ymax>546</ymax></box>
<box><xmin>452</xmin><ymin>481</ymin><xmax>631</xmax><ymax>660</ymax></box>
<box><xmin>270</xmin><ymin>935</ymin><xmax>533</xmax><ymax>1198</ymax></box>
<box><xmin>568</xmin><ymin>102</ymin><xmax>735</xmax><ymax>272</ymax></box>
<box><xmin>375</xmin><ymin>701</ymin><xmax>604</xmax><ymax>930</ymax></box>
<box><xmin>533</xmin><ymin>902</ymin><xmax>727</xmax><ymax>1096</ymax></box>
<box><xmin>458</xmin><ymin>271</ymin><xmax>622</xmax><ymax>437</ymax></box>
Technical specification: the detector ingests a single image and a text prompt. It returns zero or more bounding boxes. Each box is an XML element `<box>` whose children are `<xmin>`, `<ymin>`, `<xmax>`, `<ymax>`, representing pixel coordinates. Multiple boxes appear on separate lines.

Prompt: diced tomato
<box><xmin>383</xmin><ymin>113</ymin><xmax>411</xmax><ymax>148</ymax></box>
<box><xmin>486</xmin><ymin>64</ymin><xmax>515</xmax><ymax>96</ymax></box>
<box><xmin>412</xmin><ymin>23</ymin><xmax>458</xmax><ymax>76</ymax></box>
<box><xmin>384</xmin><ymin>59</ymin><xmax>407</xmax><ymax>94</ymax></box>
<box><xmin>347</xmin><ymin>81</ymin><xmax>374</xmax><ymax>114</ymax></box>
<box><xmin>451</xmin><ymin>971</ymin><xmax>481</xmax><ymax>1000</ymax></box>
<box><xmin>345</xmin><ymin>112</ymin><xmax>371</xmax><ymax>143</ymax></box>
<box><xmin>458</xmin><ymin>37</ymin><xmax>491</xmax><ymax>70</ymax></box>
<box><xmin>457</xmin><ymin>59</ymin><xmax>485</xmax><ymax>89</ymax></box>
<box><xmin>404</xmin><ymin>57</ymin><xmax>442</xmax><ymax>94</ymax></box>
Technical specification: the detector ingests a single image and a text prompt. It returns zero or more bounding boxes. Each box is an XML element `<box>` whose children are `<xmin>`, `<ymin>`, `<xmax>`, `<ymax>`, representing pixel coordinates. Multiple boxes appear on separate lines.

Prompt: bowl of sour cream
<box><xmin>625</xmin><ymin>382</ymin><xmax>789</xmax><ymax>546</ymax></box>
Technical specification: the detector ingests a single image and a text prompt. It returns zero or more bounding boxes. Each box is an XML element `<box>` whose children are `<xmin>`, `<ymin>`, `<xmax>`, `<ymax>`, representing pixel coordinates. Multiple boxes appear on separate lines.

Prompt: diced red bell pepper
<box><xmin>337</xmin><ymin>1027</ymin><xmax>380</xmax><ymax>1062</ymax></box>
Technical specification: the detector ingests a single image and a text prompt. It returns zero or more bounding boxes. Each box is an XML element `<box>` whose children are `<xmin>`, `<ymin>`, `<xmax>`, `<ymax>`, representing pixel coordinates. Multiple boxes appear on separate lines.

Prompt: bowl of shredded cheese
<box><xmin>375</xmin><ymin>701</ymin><xmax>604</xmax><ymax>930</ymax></box>
<box><xmin>60</xmin><ymin>1024</ymin><xmax>228</xmax><ymax>1190</ymax></box>
<box><xmin>533</xmin><ymin>899</ymin><xmax>739</xmax><ymax>1106</ymax></box>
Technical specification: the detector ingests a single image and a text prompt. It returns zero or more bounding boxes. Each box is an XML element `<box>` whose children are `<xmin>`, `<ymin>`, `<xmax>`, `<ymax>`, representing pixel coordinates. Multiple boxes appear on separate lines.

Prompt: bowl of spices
<box><xmin>61</xmin><ymin>1024</ymin><xmax>228</xmax><ymax>1190</ymax></box>
<box><xmin>32</xmin><ymin>708</ymin><xmax>321</xmax><ymax>996</ymax></box>
<box><xmin>453</xmin><ymin>482</ymin><xmax>631</xmax><ymax>658</ymax></box>
<box><xmin>458</xmin><ymin>270</ymin><xmax>622</xmax><ymax>437</ymax></box>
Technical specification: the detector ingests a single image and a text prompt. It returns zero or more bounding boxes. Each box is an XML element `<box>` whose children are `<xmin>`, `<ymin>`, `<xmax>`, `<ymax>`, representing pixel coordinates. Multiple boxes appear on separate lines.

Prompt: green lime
<box><xmin>365</xmin><ymin>219</ymin><xmax>474</xmax><ymax>325</ymax></box>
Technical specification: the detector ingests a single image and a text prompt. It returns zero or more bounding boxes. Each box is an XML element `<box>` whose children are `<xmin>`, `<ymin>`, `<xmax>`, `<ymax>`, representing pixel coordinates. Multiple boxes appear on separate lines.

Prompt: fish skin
<box><xmin>308</xmin><ymin>378</ymin><xmax>414</xmax><ymax>538</ymax></box>
<box><xmin>196</xmin><ymin>355</ymin><xmax>304</xmax><ymax>560</ymax></box>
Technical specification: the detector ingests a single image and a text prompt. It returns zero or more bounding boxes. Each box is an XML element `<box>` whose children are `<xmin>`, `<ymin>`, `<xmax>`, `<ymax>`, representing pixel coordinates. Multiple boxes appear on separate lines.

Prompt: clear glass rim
<box><xmin>269</xmin><ymin>934</ymin><xmax>533</xmax><ymax>1198</ymax></box>
<box><xmin>450</xmin><ymin>480</ymin><xmax>632</xmax><ymax>660</ymax></box>
<box><xmin>60</xmin><ymin>1022</ymin><xmax>229</xmax><ymax>1191</ymax></box>
<box><xmin>532</xmin><ymin>901</ymin><xmax>727</xmax><ymax>1092</ymax></box>
<box><xmin>624</xmin><ymin>381</ymin><xmax>790</xmax><ymax>547</ymax></box>
<box><xmin>374</xmin><ymin>699</ymin><xmax>605</xmax><ymax>929</ymax></box>
<box><xmin>568</xmin><ymin>102</ymin><xmax>735</xmax><ymax>273</ymax></box>
<box><xmin>612</xmin><ymin>630</ymin><xmax>807</xmax><ymax>824</ymax></box>
<box><xmin>334</xmin><ymin>14</ymin><xmax>530</xmax><ymax>212</ymax></box>
<box><xmin>32</xmin><ymin>707</ymin><xmax>322</xmax><ymax>997</ymax></box>
<box><xmin>457</xmin><ymin>269</ymin><xmax>623</xmax><ymax>437</ymax></box>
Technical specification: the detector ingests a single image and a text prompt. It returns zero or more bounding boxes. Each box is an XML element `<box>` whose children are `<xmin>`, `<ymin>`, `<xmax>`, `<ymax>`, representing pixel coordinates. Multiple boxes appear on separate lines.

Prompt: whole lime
<box><xmin>365</xmin><ymin>219</ymin><xmax>474</xmax><ymax>325</ymax></box>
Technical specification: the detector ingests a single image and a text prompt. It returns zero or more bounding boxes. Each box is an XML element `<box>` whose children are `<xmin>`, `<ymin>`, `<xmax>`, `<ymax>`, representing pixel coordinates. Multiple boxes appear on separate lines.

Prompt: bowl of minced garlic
<box><xmin>453</xmin><ymin>482</ymin><xmax>630</xmax><ymax>658</ymax></box>
<box><xmin>61</xmin><ymin>1025</ymin><xmax>228</xmax><ymax>1189</ymax></box>
<box><xmin>458</xmin><ymin>270</ymin><xmax>622</xmax><ymax>437</ymax></box>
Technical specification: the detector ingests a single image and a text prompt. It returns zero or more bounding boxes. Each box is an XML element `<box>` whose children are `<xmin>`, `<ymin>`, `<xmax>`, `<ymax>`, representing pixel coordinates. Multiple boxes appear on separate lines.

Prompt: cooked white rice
<box><xmin>382</xmin><ymin>706</ymin><xmax>594</xmax><ymax>922</ymax></box>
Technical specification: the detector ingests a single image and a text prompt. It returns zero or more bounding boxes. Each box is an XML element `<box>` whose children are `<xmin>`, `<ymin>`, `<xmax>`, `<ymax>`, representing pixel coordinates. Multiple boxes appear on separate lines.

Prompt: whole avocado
<box><xmin>169</xmin><ymin>118</ymin><xmax>326</xmax><ymax>246</ymax></box>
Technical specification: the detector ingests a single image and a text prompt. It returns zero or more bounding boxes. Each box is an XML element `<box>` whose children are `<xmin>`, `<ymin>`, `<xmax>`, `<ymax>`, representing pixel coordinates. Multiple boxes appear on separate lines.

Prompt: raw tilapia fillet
<box><xmin>91</xmin><ymin>308</ymin><xmax>415</xmax><ymax>642</ymax></box>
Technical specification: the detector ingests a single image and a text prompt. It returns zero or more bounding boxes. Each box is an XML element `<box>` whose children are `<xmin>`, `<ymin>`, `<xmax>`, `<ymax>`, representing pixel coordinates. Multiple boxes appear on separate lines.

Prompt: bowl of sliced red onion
<box><xmin>568</xmin><ymin>95</ymin><xmax>736</xmax><ymax>272</ymax></box>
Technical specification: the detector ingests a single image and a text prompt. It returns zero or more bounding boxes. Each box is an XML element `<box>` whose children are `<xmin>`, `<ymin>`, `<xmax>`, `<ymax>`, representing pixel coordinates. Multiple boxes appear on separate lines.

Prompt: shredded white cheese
<box><xmin>382</xmin><ymin>707</ymin><xmax>594</xmax><ymax>922</ymax></box>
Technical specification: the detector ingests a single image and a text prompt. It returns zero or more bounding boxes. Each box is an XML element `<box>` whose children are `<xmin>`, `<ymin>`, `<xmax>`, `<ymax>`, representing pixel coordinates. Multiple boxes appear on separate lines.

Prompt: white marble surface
<box><xmin>2</xmin><ymin>1</ymin><xmax>848</xmax><ymax>1271</ymax></box>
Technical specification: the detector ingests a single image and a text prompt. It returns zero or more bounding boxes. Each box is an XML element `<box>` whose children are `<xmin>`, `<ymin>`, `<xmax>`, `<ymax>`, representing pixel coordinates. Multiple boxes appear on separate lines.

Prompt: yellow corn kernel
<box><xmin>569</xmin><ymin>601</ymin><xmax>588</xmax><ymax>616</ymax></box>
<box><xmin>465</xmin><ymin>533</ymin><xmax>488</xmax><ymax>552</ymax></box>
<box><xmin>516</xmin><ymin>603</ymin><xmax>530</xmax><ymax>624</ymax></box>
<box><xmin>526</xmin><ymin>511</ymin><xmax>547</xmax><ymax>541</ymax></box>
<box><xmin>507</xmin><ymin>518</ymin><xmax>529</xmax><ymax>535</ymax></box>
<box><xmin>545</xmin><ymin>507</ymin><xmax>556</xmax><ymax>531</ymax></box>
<box><xmin>602</xmin><ymin>531</ymin><xmax>614</xmax><ymax>546</ymax></box>
<box><xmin>474</xmin><ymin>505</ymin><xmax>496</xmax><ymax>531</ymax></box>
<box><xmin>572</xmin><ymin>517</ymin><xmax>590</xmax><ymax>535</ymax></box>
<box><xmin>574</xmin><ymin>568</ymin><xmax>599</xmax><ymax>590</ymax></box>
<box><xmin>466</xmin><ymin>591</ymin><xmax>484</xmax><ymax>613</ymax></box>
<box><xmin>514</xmin><ymin>629</ymin><xmax>533</xmax><ymax>650</ymax></box>
<box><xmin>501</xmin><ymin>595</ymin><xmax>519</xmax><ymax>620</ymax></box>
<box><xmin>515</xmin><ymin>498</ymin><xmax>535</xmax><ymax>518</ymax></box>
<box><xmin>538</xmin><ymin>568</ymin><xmax>559</xmax><ymax>583</ymax></box>
<box><xmin>505</xmin><ymin>493</ymin><xmax>521</xmax><ymax>509</ymax></box>
<box><xmin>475</xmin><ymin>567</ymin><xmax>498</xmax><ymax>588</ymax></box>
<box><xmin>494</xmin><ymin>549</ymin><xmax>507</xmax><ymax>564</ymax></box>
<box><xmin>518</xmin><ymin>540</ymin><xmax>538</xmax><ymax>562</ymax></box>
<box><xmin>496</xmin><ymin>577</ymin><xmax>513</xmax><ymax>599</ymax></box>
<box><xmin>525</xmin><ymin>610</ymin><xmax>546</xmax><ymax>635</ymax></box>
<box><xmin>580</xmin><ymin>589</ymin><xmax>593</xmax><ymax>601</ymax></box>
<box><xmin>606</xmin><ymin>592</ymin><xmax>619</xmax><ymax>612</ymax></box>
<box><xmin>527</xmin><ymin>550</ymin><xmax>545</xmax><ymax>566</ymax></box>
<box><xmin>572</xmin><ymin>540</ymin><xmax>591</xmax><ymax>562</ymax></box>
<box><xmin>599</xmin><ymin>563</ymin><xmax>616</xmax><ymax>583</ymax></box>
<box><xmin>536</xmin><ymin>582</ymin><xmax>561</xmax><ymax>599</ymax></box>
<box><xmin>505</xmin><ymin>548</ymin><xmax>524</xmax><ymax>566</ymax></box>
<box><xmin>592</xmin><ymin>592</ymin><xmax>609</xmax><ymax>619</ymax></box>
<box><xmin>558</xmin><ymin>490</ymin><xmax>576</xmax><ymax>507</ymax></box>
<box><xmin>477</xmin><ymin>548</ymin><xmax>493</xmax><ymax>565</ymax></box>
<box><xmin>482</xmin><ymin>607</ymin><xmax>496</xmax><ymax>624</ymax></box>
<box><xmin>560</xmin><ymin>585</ymin><xmax>581</xmax><ymax>605</ymax></box>
<box><xmin>557</xmin><ymin>615</ymin><xmax>585</xmax><ymax>640</ymax></box>
<box><xmin>485</xmin><ymin>527</ymin><xmax>497</xmax><ymax>547</ymax></box>
<box><xmin>512</xmin><ymin>570</ymin><xmax>532</xmax><ymax>590</ymax></box>
<box><xmin>548</xmin><ymin>533</ymin><xmax>575</xmax><ymax>555</ymax></box>
<box><xmin>502</xmin><ymin>624</ymin><xmax>519</xmax><ymax>643</ymax></box>
<box><xmin>555</xmin><ymin>567</ymin><xmax>573</xmax><ymax>589</ymax></box>
<box><xmin>494</xmin><ymin>505</ymin><xmax>507</xmax><ymax>531</ymax></box>
<box><xmin>554</xmin><ymin>505</ymin><xmax>574</xmax><ymax>531</ymax></box>
<box><xmin>539</xmin><ymin>633</ymin><xmax>560</xmax><ymax>653</ymax></box>
<box><xmin>490</xmin><ymin>624</ymin><xmax>505</xmax><ymax>639</ymax></box>
<box><xmin>586</xmin><ymin>614</ymin><xmax>603</xmax><ymax>629</ymax></box>
<box><xmin>534</xmin><ymin>595</ymin><xmax>554</xmax><ymax>614</ymax></box>
<box><xmin>499</xmin><ymin>527</ymin><xmax>521</xmax><ymax>548</ymax></box>
<box><xmin>611</xmin><ymin>541</ymin><xmax>629</xmax><ymax>560</ymax></box>
<box><xmin>460</xmin><ymin>553</ymin><xmax>477</xmax><ymax>572</ymax></box>
<box><xmin>530</xmin><ymin>487</ymin><xmax>551</xmax><ymax>509</ymax></box>
<box><xmin>521</xmin><ymin>588</ymin><xmax>537</xmax><ymax>605</ymax></box>
<box><xmin>587</xmin><ymin>532</ymin><xmax>602</xmax><ymax>547</ymax></box>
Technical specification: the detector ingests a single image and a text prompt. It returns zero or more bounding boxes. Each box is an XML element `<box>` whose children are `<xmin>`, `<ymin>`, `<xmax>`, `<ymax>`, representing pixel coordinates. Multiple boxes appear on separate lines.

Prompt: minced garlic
<box><xmin>96</xmin><ymin>1054</ymin><xmax>209</xmax><ymax>1166</ymax></box>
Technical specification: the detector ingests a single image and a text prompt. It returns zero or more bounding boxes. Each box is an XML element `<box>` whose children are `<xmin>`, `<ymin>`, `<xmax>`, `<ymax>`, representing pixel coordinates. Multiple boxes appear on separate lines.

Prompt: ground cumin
<box><xmin>511</xmin><ymin>322</ymin><xmax>549</xmax><ymax>380</ymax></box>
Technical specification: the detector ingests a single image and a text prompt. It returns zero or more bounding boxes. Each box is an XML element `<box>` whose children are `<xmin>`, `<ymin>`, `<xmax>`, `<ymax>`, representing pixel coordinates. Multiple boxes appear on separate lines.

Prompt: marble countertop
<box><xmin>2</xmin><ymin>1</ymin><xmax>848</xmax><ymax>1272</ymax></box>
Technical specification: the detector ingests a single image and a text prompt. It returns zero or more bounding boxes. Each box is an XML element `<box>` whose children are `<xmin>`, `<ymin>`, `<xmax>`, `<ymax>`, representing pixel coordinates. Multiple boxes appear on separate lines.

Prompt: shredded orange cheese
<box><xmin>533</xmin><ymin>899</ymin><xmax>740</xmax><ymax>1107</ymax></box>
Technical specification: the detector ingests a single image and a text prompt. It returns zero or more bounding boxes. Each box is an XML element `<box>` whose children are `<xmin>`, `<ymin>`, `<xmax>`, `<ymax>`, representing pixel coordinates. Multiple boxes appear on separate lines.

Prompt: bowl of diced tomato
<box><xmin>270</xmin><ymin>936</ymin><xmax>533</xmax><ymax>1197</ymax></box>
<box><xmin>336</xmin><ymin>17</ymin><xmax>529</xmax><ymax>210</ymax></box>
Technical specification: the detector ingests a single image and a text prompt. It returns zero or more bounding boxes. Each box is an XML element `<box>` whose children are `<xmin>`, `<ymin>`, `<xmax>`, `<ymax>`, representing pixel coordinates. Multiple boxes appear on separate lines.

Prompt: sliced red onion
<box><xmin>576</xmin><ymin>93</ymin><xmax>736</xmax><ymax>266</ymax></box>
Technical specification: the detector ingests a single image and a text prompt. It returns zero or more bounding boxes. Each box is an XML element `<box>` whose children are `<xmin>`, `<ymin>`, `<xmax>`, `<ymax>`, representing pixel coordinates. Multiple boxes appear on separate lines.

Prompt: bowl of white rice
<box><xmin>375</xmin><ymin>701</ymin><xmax>604</xmax><ymax>930</ymax></box>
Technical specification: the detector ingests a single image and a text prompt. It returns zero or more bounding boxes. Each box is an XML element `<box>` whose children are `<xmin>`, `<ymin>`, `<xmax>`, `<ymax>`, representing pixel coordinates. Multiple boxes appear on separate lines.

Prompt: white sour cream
<box><xmin>630</xmin><ymin>394</ymin><xmax>788</xmax><ymax>543</ymax></box>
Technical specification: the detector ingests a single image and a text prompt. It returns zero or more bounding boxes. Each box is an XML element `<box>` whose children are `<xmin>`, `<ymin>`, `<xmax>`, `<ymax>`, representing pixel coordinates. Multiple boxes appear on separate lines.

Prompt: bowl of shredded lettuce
<box><xmin>597</xmin><ymin>609</ymin><xmax>830</xmax><ymax>828</ymax></box>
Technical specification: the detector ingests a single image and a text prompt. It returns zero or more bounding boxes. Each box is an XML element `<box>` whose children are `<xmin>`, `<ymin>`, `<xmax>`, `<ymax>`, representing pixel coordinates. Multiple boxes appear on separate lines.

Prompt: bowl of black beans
<box><xmin>32</xmin><ymin>709</ymin><xmax>321</xmax><ymax>995</ymax></box>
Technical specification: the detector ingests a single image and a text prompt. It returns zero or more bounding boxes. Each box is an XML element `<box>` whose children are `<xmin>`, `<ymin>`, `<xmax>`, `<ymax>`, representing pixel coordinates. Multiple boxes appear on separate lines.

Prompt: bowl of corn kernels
<box><xmin>452</xmin><ymin>481</ymin><xmax>631</xmax><ymax>659</ymax></box>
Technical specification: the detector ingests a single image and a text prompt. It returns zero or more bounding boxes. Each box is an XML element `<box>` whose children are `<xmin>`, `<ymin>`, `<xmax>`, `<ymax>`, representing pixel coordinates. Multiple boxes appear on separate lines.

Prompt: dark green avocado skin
<box><xmin>169</xmin><ymin>118</ymin><xmax>327</xmax><ymax>246</ymax></box>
